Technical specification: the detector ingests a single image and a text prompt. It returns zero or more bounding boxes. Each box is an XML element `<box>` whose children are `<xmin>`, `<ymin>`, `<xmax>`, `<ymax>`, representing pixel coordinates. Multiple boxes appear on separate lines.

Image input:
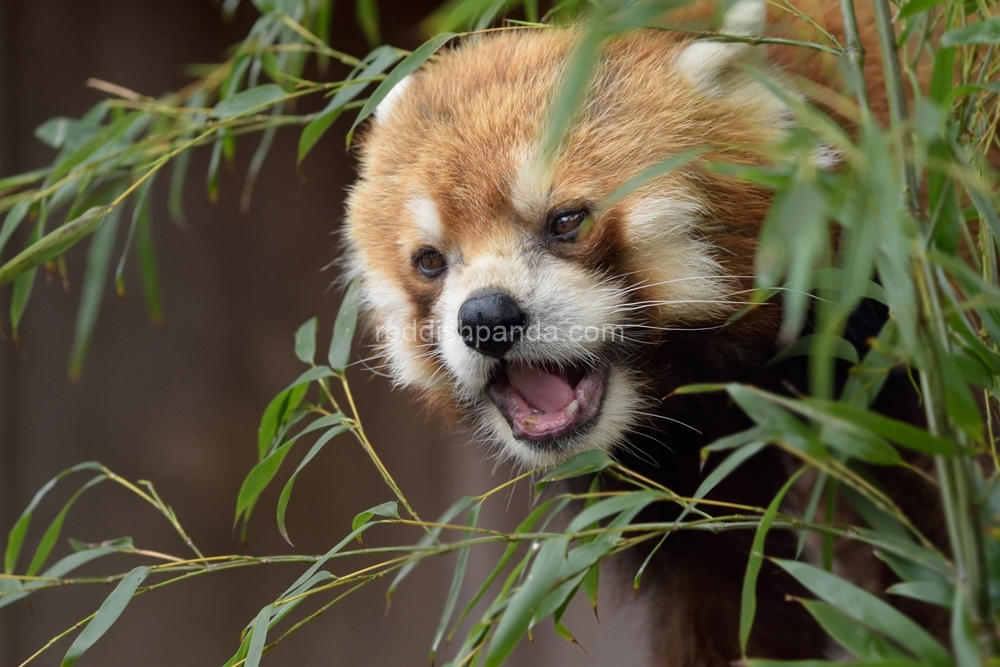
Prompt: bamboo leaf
<box><xmin>26</xmin><ymin>475</ymin><xmax>106</xmax><ymax>576</ymax></box>
<box><xmin>430</xmin><ymin>504</ymin><xmax>481</xmax><ymax>664</ymax></box>
<box><xmin>328</xmin><ymin>277</ymin><xmax>361</xmax><ymax>372</ymax></box>
<box><xmin>298</xmin><ymin>46</ymin><xmax>402</xmax><ymax>162</ymax></box>
<box><xmin>799</xmin><ymin>599</ymin><xmax>911</xmax><ymax>660</ymax></box>
<box><xmin>347</xmin><ymin>33</ymin><xmax>458</xmax><ymax>144</ymax></box>
<box><xmin>355</xmin><ymin>0</ymin><xmax>380</xmax><ymax>49</ymax></box>
<box><xmin>0</xmin><ymin>201</ymin><xmax>30</xmax><ymax>258</ymax></box>
<box><xmin>896</xmin><ymin>0</ymin><xmax>943</xmax><ymax>19</ymax></box>
<box><xmin>211</xmin><ymin>84</ymin><xmax>286</xmax><ymax>119</ymax></box>
<box><xmin>4</xmin><ymin>462</ymin><xmax>105</xmax><ymax>574</ymax></box>
<box><xmin>276</xmin><ymin>422</ymin><xmax>347</xmax><ymax>544</ymax></box>
<box><xmin>257</xmin><ymin>365</ymin><xmax>335</xmax><ymax>458</ymax></box>
<box><xmin>536</xmin><ymin>449</ymin><xmax>613</xmax><ymax>492</ymax></box>
<box><xmin>244</xmin><ymin>604</ymin><xmax>272</xmax><ymax>667</ymax></box>
<box><xmin>0</xmin><ymin>205</ymin><xmax>111</xmax><ymax>288</ymax></box>
<box><xmin>69</xmin><ymin>204</ymin><xmax>124</xmax><ymax>379</ymax></box>
<box><xmin>351</xmin><ymin>500</ymin><xmax>399</xmax><ymax>532</ymax></box>
<box><xmin>294</xmin><ymin>317</ymin><xmax>318</xmax><ymax>364</ymax></box>
<box><xmin>484</xmin><ymin>535</ymin><xmax>569</xmax><ymax>667</ymax></box>
<box><xmin>887</xmin><ymin>581</ymin><xmax>952</xmax><ymax>607</ymax></box>
<box><xmin>774</xmin><ymin>559</ymin><xmax>951</xmax><ymax>666</ymax></box>
<box><xmin>740</xmin><ymin>469</ymin><xmax>805</xmax><ymax>654</ymax></box>
<box><xmin>941</xmin><ymin>18</ymin><xmax>1000</xmax><ymax>46</ymax></box>
<box><xmin>61</xmin><ymin>566</ymin><xmax>149</xmax><ymax>667</ymax></box>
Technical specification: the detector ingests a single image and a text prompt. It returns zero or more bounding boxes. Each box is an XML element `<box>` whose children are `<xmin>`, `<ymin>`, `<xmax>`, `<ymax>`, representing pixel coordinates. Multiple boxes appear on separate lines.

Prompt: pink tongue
<box><xmin>506</xmin><ymin>363</ymin><xmax>575</xmax><ymax>413</ymax></box>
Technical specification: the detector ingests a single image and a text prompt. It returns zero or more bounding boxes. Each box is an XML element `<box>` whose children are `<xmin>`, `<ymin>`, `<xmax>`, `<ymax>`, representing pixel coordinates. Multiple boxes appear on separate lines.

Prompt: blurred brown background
<box><xmin>0</xmin><ymin>1</ymin><xmax>649</xmax><ymax>664</ymax></box>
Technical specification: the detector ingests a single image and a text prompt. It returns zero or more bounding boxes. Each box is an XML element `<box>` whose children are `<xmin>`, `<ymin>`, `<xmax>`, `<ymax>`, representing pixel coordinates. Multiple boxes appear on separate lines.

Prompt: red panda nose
<box><xmin>458</xmin><ymin>290</ymin><xmax>526</xmax><ymax>358</ymax></box>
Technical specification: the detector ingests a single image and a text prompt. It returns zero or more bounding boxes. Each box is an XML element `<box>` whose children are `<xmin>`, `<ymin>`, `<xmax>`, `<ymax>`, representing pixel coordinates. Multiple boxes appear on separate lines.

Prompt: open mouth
<box><xmin>486</xmin><ymin>360</ymin><xmax>607</xmax><ymax>444</ymax></box>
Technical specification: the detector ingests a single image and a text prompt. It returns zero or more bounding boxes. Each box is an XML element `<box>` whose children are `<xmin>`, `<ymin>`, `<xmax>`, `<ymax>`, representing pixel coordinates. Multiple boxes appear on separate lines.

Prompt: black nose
<box><xmin>458</xmin><ymin>290</ymin><xmax>526</xmax><ymax>358</ymax></box>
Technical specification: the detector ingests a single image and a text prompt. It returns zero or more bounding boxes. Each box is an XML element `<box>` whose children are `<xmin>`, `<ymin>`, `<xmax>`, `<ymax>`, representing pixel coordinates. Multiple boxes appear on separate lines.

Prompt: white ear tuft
<box><xmin>676</xmin><ymin>0</ymin><xmax>767</xmax><ymax>96</ymax></box>
<box><xmin>374</xmin><ymin>75</ymin><xmax>413</xmax><ymax>124</ymax></box>
<box><xmin>721</xmin><ymin>0</ymin><xmax>766</xmax><ymax>36</ymax></box>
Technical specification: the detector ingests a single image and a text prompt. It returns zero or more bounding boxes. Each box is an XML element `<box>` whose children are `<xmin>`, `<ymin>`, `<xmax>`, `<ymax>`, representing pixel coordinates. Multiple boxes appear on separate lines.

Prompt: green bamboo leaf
<box><xmin>841</xmin><ymin>320</ymin><xmax>897</xmax><ymax>408</ymax></box>
<box><xmin>431</xmin><ymin>504</ymin><xmax>481</xmax><ymax>665</ymax></box>
<box><xmin>727</xmin><ymin>385</ymin><xmax>828</xmax><ymax>459</ymax></box>
<box><xmin>269</xmin><ymin>572</ymin><xmax>335</xmax><ymax>629</ymax></box>
<box><xmin>351</xmin><ymin>500</ymin><xmax>399</xmax><ymax>532</ymax></box>
<box><xmin>941</xmin><ymin>17</ymin><xmax>1000</xmax><ymax>46</ymax></box>
<box><xmin>765</xmin><ymin>334</ymin><xmax>859</xmax><ymax>369</ymax></box>
<box><xmin>740</xmin><ymin>469</ymin><xmax>805</xmax><ymax>654</ymax></box>
<box><xmin>61</xmin><ymin>565</ymin><xmax>149</xmax><ymax>667</ymax></box>
<box><xmin>294</xmin><ymin>317</ymin><xmax>318</xmax><ymax>364</ymax></box>
<box><xmin>277</xmin><ymin>422</ymin><xmax>348</xmax><ymax>544</ymax></box>
<box><xmin>566</xmin><ymin>490</ymin><xmax>660</xmax><ymax>534</ymax></box>
<box><xmin>1</xmin><ymin>539</ymin><xmax>132</xmax><ymax>610</ymax></box>
<box><xmin>445</xmin><ymin>500</ymin><xmax>552</xmax><ymax>639</ymax></box>
<box><xmin>26</xmin><ymin>475</ymin><xmax>106</xmax><ymax>576</ymax></box>
<box><xmin>951</xmin><ymin>588</ymin><xmax>979</xmax><ymax>667</ymax></box>
<box><xmin>802</xmin><ymin>398</ymin><xmax>955</xmax><ymax>456</ymax></box>
<box><xmin>388</xmin><ymin>496</ymin><xmax>475</xmax><ymax>602</ymax></box>
<box><xmin>774</xmin><ymin>559</ymin><xmax>950</xmax><ymax>666</ymax></box>
<box><xmin>211</xmin><ymin>84</ymin><xmax>286</xmax><ymax>119</ymax></box>
<box><xmin>799</xmin><ymin>599</ymin><xmax>911</xmax><ymax>660</ymax></box>
<box><xmin>819</xmin><ymin>423</ymin><xmax>903</xmax><ymax>466</ymax></box>
<box><xmin>34</xmin><ymin>117</ymin><xmax>99</xmax><ymax>150</ymax></box>
<box><xmin>703</xmin><ymin>425</ymin><xmax>767</xmax><ymax>452</ymax></box>
<box><xmin>0</xmin><ymin>166</ymin><xmax>49</xmax><ymax>192</ymax></box>
<box><xmin>735</xmin><ymin>385</ymin><xmax>955</xmax><ymax>457</ymax></box>
<box><xmin>133</xmin><ymin>185</ymin><xmax>162</xmax><ymax>325</ymax></box>
<box><xmin>69</xmin><ymin>204</ymin><xmax>124</xmax><ymax>379</ymax></box>
<box><xmin>536</xmin><ymin>449</ymin><xmax>613</xmax><ymax>492</ymax></box>
<box><xmin>244</xmin><ymin>604</ymin><xmax>272</xmax><ymax>667</ymax></box>
<box><xmin>4</xmin><ymin>462</ymin><xmax>105</xmax><ymax>574</ymax></box>
<box><xmin>896</xmin><ymin>0</ymin><xmax>943</xmax><ymax>19</ymax></box>
<box><xmin>347</xmin><ymin>33</ymin><xmax>458</xmax><ymax>145</ymax></box>
<box><xmin>276</xmin><ymin>523</ymin><xmax>375</xmax><ymax>605</ymax></box>
<box><xmin>484</xmin><ymin>535</ymin><xmax>569</xmax><ymax>667</ymax></box>
<box><xmin>328</xmin><ymin>277</ymin><xmax>361</xmax><ymax>372</ymax></box>
<box><xmin>236</xmin><ymin>441</ymin><xmax>297</xmax><ymax>526</ymax></box>
<box><xmin>0</xmin><ymin>201</ymin><xmax>30</xmax><ymax>258</ymax></box>
<box><xmin>0</xmin><ymin>205</ymin><xmax>110</xmax><ymax>288</ymax></box>
<box><xmin>696</xmin><ymin>443</ymin><xmax>766</xmax><ymax>501</ymax></box>
<box><xmin>887</xmin><ymin>581</ymin><xmax>952</xmax><ymax>607</ymax></box>
<box><xmin>940</xmin><ymin>347</ymin><xmax>984</xmax><ymax>443</ymax></box>
<box><xmin>532</xmin><ymin>568</ymin><xmax>587</xmax><ymax>628</ymax></box>
<box><xmin>355</xmin><ymin>0</ymin><xmax>380</xmax><ymax>49</ymax></box>
<box><xmin>298</xmin><ymin>46</ymin><xmax>402</xmax><ymax>162</ymax></box>
<box><xmin>257</xmin><ymin>365</ymin><xmax>335</xmax><ymax>458</ymax></box>
<box><xmin>250</xmin><ymin>418</ymin><xmax>345</xmax><ymax>532</ymax></box>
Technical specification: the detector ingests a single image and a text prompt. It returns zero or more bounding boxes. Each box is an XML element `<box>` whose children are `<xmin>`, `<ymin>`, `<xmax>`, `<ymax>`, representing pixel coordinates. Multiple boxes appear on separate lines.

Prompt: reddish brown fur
<box><xmin>342</xmin><ymin>2</ymin><xmax>937</xmax><ymax>665</ymax></box>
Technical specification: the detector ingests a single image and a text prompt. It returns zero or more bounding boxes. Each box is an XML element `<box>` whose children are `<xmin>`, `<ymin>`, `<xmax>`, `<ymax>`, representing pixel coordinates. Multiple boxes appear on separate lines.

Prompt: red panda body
<box><xmin>343</xmin><ymin>3</ymin><xmax>938</xmax><ymax>664</ymax></box>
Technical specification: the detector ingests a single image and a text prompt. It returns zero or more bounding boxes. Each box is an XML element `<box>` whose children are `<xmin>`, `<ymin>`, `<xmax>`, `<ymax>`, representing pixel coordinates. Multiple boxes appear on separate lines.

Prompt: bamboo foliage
<box><xmin>2</xmin><ymin>0</ymin><xmax>1000</xmax><ymax>664</ymax></box>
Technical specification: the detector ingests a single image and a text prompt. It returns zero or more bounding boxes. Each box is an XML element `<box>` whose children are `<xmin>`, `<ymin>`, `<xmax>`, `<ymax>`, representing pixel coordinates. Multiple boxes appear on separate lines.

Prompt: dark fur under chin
<box><xmin>575</xmin><ymin>301</ymin><xmax>949</xmax><ymax>666</ymax></box>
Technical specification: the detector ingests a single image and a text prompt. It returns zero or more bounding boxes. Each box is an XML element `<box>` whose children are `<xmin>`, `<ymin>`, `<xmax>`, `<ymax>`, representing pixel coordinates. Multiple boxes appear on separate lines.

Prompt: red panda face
<box><xmin>344</xmin><ymin>1</ymin><xmax>829</xmax><ymax>467</ymax></box>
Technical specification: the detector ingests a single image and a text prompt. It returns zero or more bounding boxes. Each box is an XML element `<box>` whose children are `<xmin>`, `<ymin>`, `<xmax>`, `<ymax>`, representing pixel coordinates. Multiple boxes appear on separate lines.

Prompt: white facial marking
<box><xmin>812</xmin><ymin>144</ymin><xmax>843</xmax><ymax>170</ymax></box>
<box><xmin>622</xmin><ymin>195</ymin><xmax>733</xmax><ymax>321</ymax></box>
<box><xmin>374</xmin><ymin>74</ymin><xmax>413</xmax><ymax>124</ymax></box>
<box><xmin>676</xmin><ymin>0</ymin><xmax>767</xmax><ymax>96</ymax></box>
<box><xmin>408</xmin><ymin>195</ymin><xmax>443</xmax><ymax>245</ymax></box>
<box><xmin>510</xmin><ymin>149</ymin><xmax>552</xmax><ymax>220</ymax></box>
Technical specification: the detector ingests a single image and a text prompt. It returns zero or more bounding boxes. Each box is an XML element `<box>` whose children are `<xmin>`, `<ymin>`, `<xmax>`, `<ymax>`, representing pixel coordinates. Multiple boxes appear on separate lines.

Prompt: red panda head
<box><xmin>344</xmin><ymin>0</ymin><xmax>836</xmax><ymax>467</ymax></box>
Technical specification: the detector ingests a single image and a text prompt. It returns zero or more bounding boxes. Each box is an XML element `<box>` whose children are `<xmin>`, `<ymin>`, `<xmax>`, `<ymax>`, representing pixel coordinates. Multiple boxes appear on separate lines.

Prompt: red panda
<box><xmin>342</xmin><ymin>2</ymin><xmax>935</xmax><ymax>664</ymax></box>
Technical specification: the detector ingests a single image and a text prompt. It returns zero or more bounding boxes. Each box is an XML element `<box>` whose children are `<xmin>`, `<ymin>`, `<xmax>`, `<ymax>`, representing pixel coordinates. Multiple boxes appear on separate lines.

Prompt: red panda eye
<box><xmin>415</xmin><ymin>249</ymin><xmax>447</xmax><ymax>278</ymax></box>
<box><xmin>548</xmin><ymin>209</ymin><xmax>588</xmax><ymax>239</ymax></box>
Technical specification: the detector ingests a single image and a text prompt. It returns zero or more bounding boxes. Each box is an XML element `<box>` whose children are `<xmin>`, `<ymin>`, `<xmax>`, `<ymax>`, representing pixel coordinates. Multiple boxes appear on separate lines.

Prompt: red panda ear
<box><xmin>675</xmin><ymin>0</ymin><xmax>768</xmax><ymax>97</ymax></box>
<box><xmin>373</xmin><ymin>75</ymin><xmax>414</xmax><ymax>125</ymax></box>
